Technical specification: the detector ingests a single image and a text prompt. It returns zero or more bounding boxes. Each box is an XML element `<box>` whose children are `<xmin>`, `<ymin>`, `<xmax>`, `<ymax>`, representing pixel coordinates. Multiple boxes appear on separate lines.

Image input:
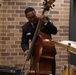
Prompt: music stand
<box><xmin>67</xmin><ymin>43</ymin><xmax>71</xmax><ymax>75</ymax></box>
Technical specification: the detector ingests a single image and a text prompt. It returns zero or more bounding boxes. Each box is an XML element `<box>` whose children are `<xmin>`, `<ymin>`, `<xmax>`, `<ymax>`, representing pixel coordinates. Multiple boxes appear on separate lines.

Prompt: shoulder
<box><xmin>46</xmin><ymin>16</ymin><xmax>52</xmax><ymax>23</ymax></box>
<box><xmin>22</xmin><ymin>22</ymin><xmax>29</xmax><ymax>30</ymax></box>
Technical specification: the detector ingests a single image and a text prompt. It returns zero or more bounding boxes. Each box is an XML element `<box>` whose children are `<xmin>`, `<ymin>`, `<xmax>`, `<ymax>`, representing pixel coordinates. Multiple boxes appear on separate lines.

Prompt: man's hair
<box><xmin>25</xmin><ymin>7</ymin><xmax>35</xmax><ymax>15</ymax></box>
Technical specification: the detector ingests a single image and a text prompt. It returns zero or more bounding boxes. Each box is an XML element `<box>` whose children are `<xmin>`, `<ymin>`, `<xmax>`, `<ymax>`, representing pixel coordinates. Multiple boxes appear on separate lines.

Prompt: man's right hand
<box><xmin>24</xmin><ymin>50</ymin><xmax>29</xmax><ymax>56</ymax></box>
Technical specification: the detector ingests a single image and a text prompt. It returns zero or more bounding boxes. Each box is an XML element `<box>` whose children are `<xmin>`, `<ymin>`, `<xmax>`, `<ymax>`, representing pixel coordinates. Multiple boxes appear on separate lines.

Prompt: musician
<box><xmin>21</xmin><ymin>7</ymin><xmax>57</xmax><ymax>75</ymax></box>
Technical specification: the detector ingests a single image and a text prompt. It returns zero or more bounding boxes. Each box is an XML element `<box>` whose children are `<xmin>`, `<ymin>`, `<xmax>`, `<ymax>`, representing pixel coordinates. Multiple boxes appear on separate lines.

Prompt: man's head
<box><xmin>25</xmin><ymin>7</ymin><xmax>37</xmax><ymax>23</ymax></box>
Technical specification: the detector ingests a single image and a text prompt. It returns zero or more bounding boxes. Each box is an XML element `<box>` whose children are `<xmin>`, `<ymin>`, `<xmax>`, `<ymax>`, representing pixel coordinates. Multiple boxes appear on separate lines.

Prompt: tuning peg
<box><xmin>53</xmin><ymin>4</ymin><xmax>55</xmax><ymax>7</ymax></box>
<box><xmin>50</xmin><ymin>4</ymin><xmax>55</xmax><ymax>9</ymax></box>
<box><xmin>43</xmin><ymin>0</ymin><xmax>48</xmax><ymax>6</ymax></box>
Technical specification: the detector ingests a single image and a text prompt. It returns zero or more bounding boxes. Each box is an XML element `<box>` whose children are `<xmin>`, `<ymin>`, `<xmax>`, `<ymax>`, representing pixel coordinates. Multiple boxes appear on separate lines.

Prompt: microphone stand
<box><xmin>67</xmin><ymin>43</ymin><xmax>71</xmax><ymax>75</ymax></box>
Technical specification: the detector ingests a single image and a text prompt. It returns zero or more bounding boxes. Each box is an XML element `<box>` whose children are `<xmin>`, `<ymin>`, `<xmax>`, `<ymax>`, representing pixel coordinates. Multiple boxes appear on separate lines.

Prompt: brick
<box><xmin>3</xmin><ymin>6</ymin><xmax>11</xmax><ymax>9</ymax></box>
<box><xmin>6</xmin><ymin>41</ymin><xmax>15</xmax><ymax>44</ymax></box>
<box><xmin>16</xmin><ymin>2</ymin><xmax>26</xmax><ymax>5</ymax></box>
<box><xmin>28</xmin><ymin>3</ymin><xmax>37</xmax><ymax>6</ymax></box>
<box><xmin>15</xmin><ymin>41</ymin><xmax>20</xmax><ymax>44</ymax></box>
<box><xmin>7</xmin><ymin>33</ymin><xmax>14</xmax><ymax>36</ymax></box>
<box><xmin>12</xmin><ymin>6</ymin><xmax>18</xmax><ymax>9</ymax></box>
<box><xmin>2</xmin><ymin>14</ymin><xmax>10</xmax><ymax>17</ymax></box>
<box><xmin>12</xmin><ymin>14</ymin><xmax>18</xmax><ymax>17</ymax></box>
<box><xmin>20</xmin><ymin>6</ymin><xmax>27</xmax><ymax>9</ymax></box>
<box><xmin>1</xmin><ymin>41</ymin><xmax>6</xmax><ymax>44</ymax></box>
<box><xmin>2</xmin><ymin>29</ymin><xmax>10</xmax><ymax>33</ymax></box>
<box><xmin>0</xmin><ymin>33</ymin><xmax>6</xmax><ymax>36</ymax></box>
<box><xmin>3</xmin><ymin>0</ymin><xmax>11</xmax><ymax>1</ymax></box>
<box><xmin>11</xmin><ymin>45</ymin><xmax>18</xmax><ymax>48</ymax></box>
<box><xmin>11</xmin><ymin>22</ymin><xmax>19</xmax><ymax>25</ymax></box>
<box><xmin>31</xmin><ymin>0</ymin><xmax>41</xmax><ymax>2</ymax></box>
<box><xmin>20</xmin><ymin>14</ymin><xmax>25</xmax><ymax>17</ymax></box>
<box><xmin>8</xmin><ymin>2</ymin><xmax>15</xmax><ymax>5</ymax></box>
<box><xmin>0</xmin><ymin>49</ymin><xmax>6</xmax><ymax>52</ymax></box>
<box><xmin>6</xmin><ymin>49</ymin><xmax>15</xmax><ymax>52</ymax></box>
<box><xmin>64</xmin><ymin>0</ymin><xmax>70</xmax><ymax>3</ymax></box>
<box><xmin>11</xmin><ymin>53</ymin><xmax>17</xmax><ymax>56</ymax></box>
<box><xmin>2</xmin><ymin>37</ymin><xmax>10</xmax><ymax>40</ymax></box>
<box><xmin>20</xmin><ymin>0</ymin><xmax>30</xmax><ymax>1</ymax></box>
<box><xmin>1</xmin><ymin>53</ymin><xmax>10</xmax><ymax>56</ymax></box>
<box><xmin>7</xmin><ymin>18</ymin><xmax>14</xmax><ymax>21</ymax></box>
<box><xmin>52</xmin><ymin>18</ymin><xmax>59</xmax><ymax>21</ymax></box>
<box><xmin>3</xmin><ymin>2</ymin><xmax>7</xmax><ymax>5</ymax></box>
<box><xmin>10</xmin><ymin>37</ymin><xmax>19</xmax><ymax>40</ymax></box>
<box><xmin>19</xmin><ymin>52</ymin><xmax>24</xmax><ymax>55</ymax></box>
<box><xmin>7</xmin><ymin>57</ymin><xmax>14</xmax><ymax>60</ymax></box>
<box><xmin>8</xmin><ymin>10</ymin><xmax>14</xmax><ymax>13</ymax></box>
<box><xmin>16</xmin><ymin>10</ymin><xmax>24</xmax><ymax>13</ymax></box>
<box><xmin>7</xmin><ymin>25</ymin><xmax>14</xmax><ymax>29</ymax></box>
<box><xmin>16</xmin><ymin>26</ymin><xmax>21</xmax><ymax>29</ymax></box>
<box><xmin>50</xmin><ymin>11</ymin><xmax>59</xmax><ymax>14</ymax></box>
<box><xmin>0</xmin><ymin>18</ymin><xmax>6</xmax><ymax>21</ymax></box>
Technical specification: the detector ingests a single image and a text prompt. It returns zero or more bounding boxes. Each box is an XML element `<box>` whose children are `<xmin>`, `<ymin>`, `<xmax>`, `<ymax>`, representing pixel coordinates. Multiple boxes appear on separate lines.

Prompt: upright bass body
<box><xmin>27</xmin><ymin>32</ymin><xmax>56</xmax><ymax>75</ymax></box>
<box><xmin>25</xmin><ymin>0</ymin><xmax>56</xmax><ymax>75</ymax></box>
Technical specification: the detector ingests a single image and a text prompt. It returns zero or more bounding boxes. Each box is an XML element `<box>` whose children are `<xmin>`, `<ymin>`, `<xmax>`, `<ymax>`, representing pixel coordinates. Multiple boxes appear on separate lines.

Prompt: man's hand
<box><xmin>39</xmin><ymin>15</ymin><xmax>47</xmax><ymax>23</ymax></box>
<box><xmin>24</xmin><ymin>50</ymin><xmax>29</xmax><ymax>56</ymax></box>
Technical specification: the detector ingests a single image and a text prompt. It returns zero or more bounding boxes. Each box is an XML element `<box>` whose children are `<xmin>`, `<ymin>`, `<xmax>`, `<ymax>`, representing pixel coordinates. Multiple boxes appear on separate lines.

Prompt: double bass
<box><xmin>22</xmin><ymin>0</ymin><xmax>56</xmax><ymax>75</ymax></box>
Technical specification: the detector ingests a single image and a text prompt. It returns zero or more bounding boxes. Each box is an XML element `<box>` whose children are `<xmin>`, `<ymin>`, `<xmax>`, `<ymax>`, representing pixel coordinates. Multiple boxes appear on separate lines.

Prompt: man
<box><xmin>21</xmin><ymin>7</ymin><xmax>57</xmax><ymax>75</ymax></box>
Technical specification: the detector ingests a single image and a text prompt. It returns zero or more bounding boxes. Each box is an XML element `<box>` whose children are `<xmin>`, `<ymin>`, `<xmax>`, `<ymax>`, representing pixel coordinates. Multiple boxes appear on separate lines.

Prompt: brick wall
<box><xmin>0</xmin><ymin>0</ymin><xmax>70</xmax><ymax>75</ymax></box>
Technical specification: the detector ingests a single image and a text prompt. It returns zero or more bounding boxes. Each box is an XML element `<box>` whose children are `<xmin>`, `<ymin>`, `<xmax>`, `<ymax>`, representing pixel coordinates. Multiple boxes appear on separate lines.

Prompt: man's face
<box><xmin>26</xmin><ymin>11</ymin><xmax>37</xmax><ymax>23</ymax></box>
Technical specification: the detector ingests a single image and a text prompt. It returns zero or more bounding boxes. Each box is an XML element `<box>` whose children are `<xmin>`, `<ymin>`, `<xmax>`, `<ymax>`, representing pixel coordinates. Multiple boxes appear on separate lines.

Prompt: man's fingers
<box><xmin>24</xmin><ymin>50</ymin><xmax>29</xmax><ymax>56</ymax></box>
